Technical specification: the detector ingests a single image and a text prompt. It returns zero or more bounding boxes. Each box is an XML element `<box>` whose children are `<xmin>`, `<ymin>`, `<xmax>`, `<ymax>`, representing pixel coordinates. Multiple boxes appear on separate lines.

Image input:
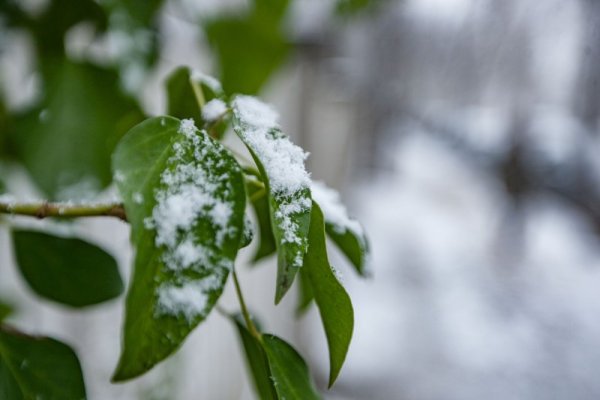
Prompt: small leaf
<box><xmin>11</xmin><ymin>230</ymin><xmax>123</xmax><ymax>308</ymax></box>
<box><xmin>165</xmin><ymin>66</ymin><xmax>203</xmax><ymax>126</ymax></box>
<box><xmin>304</xmin><ymin>203</ymin><xmax>354</xmax><ymax>387</ymax></box>
<box><xmin>0</xmin><ymin>325</ymin><xmax>86</xmax><ymax>400</ymax></box>
<box><xmin>232</xmin><ymin>96</ymin><xmax>312</xmax><ymax>303</ymax></box>
<box><xmin>247</xmin><ymin>180</ymin><xmax>277</xmax><ymax>262</ymax></box>
<box><xmin>311</xmin><ymin>181</ymin><xmax>370</xmax><ymax>276</ymax></box>
<box><xmin>262</xmin><ymin>334</ymin><xmax>321</xmax><ymax>400</ymax></box>
<box><xmin>165</xmin><ymin>67</ymin><xmax>228</xmax><ymax>138</ymax></box>
<box><xmin>232</xmin><ymin>316</ymin><xmax>277</xmax><ymax>400</ymax></box>
<box><xmin>112</xmin><ymin>117</ymin><xmax>246</xmax><ymax>381</ymax></box>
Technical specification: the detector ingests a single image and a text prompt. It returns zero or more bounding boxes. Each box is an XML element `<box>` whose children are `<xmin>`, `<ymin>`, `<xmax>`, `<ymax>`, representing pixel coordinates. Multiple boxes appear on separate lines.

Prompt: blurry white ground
<box><xmin>313</xmin><ymin>129</ymin><xmax>600</xmax><ymax>400</ymax></box>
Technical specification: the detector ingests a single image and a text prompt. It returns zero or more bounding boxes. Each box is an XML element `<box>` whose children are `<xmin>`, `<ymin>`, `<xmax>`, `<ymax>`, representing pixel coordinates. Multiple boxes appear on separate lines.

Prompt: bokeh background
<box><xmin>2</xmin><ymin>0</ymin><xmax>600</xmax><ymax>398</ymax></box>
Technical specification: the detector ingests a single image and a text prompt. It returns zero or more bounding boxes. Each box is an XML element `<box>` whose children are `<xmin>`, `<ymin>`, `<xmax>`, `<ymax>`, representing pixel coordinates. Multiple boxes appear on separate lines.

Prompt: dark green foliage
<box><xmin>203</xmin><ymin>0</ymin><xmax>291</xmax><ymax>94</ymax></box>
<box><xmin>9</xmin><ymin>61</ymin><xmax>143</xmax><ymax>198</ymax></box>
<box><xmin>0</xmin><ymin>325</ymin><xmax>86</xmax><ymax>400</ymax></box>
<box><xmin>12</xmin><ymin>230</ymin><xmax>123</xmax><ymax>308</ymax></box>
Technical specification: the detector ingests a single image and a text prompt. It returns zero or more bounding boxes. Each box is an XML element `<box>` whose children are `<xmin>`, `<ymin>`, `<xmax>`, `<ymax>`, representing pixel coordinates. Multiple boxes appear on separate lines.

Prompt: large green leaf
<box><xmin>112</xmin><ymin>116</ymin><xmax>246</xmax><ymax>381</ymax></box>
<box><xmin>11</xmin><ymin>230</ymin><xmax>123</xmax><ymax>308</ymax></box>
<box><xmin>311</xmin><ymin>181</ymin><xmax>370</xmax><ymax>276</ymax></box>
<box><xmin>0</xmin><ymin>325</ymin><xmax>86</xmax><ymax>400</ymax></box>
<box><xmin>232</xmin><ymin>317</ymin><xmax>277</xmax><ymax>400</ymax></box>
<box><xmin>203</xmin><ymin>0</ymin><xmax>290</xmax><ymax>95</ymax></box>
<box><xmin>262</xmin><ymin>335</ymin><xmax>321</xmax><ymax>400</ymax></box>
<box><xmin>247</xmin><ymin>180</ymin><xmax>277</xmax><ymax>262</ymax></box>
<box><xmin>232</xmin><ymin>96</ymin><xmax>312</xmax><ymax>303</ymax></box>
<box><xmin>304</xmin><ymin>203</ymin><xmax>354</xmax><ymax>387</ymax></box>
<box><xmin>9</xmin><ymin>61</ymin><xmax>142</xmax><ymax>199</ymax></box>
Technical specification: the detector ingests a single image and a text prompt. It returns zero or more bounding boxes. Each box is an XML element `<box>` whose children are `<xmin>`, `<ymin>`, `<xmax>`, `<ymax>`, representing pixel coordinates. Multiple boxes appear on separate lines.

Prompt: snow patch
<box><xmin>311</xmin><ymin>181</ymin><xmax>364</xmax><ymax>237</ymax></box>
<box><xmin>202</xmin><ymin>99</ymin><xmax>227</xmax><ymax>122</ymax></box>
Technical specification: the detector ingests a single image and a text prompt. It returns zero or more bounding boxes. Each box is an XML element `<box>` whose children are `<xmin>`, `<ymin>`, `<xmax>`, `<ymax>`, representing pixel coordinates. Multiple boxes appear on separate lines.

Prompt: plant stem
<box><xmin>0</xmin><ymin>201</ymin><xmax>127</xmax><ymax>221</ymax></box>
<box><xmin>232</xmin><ymin>269</ymin><xmax>261</xmax><ymax>340</ymax></box>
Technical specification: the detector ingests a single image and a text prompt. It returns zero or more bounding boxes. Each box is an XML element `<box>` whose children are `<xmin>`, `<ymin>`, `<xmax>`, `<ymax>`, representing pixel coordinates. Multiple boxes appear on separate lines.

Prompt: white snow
<box><xmin>156</xmin><ymin>274</ymin><xmax>222</xmax><ymax>323</ymax></box>
<box><xmin>232</xmin><ymin>95</ymin><xmax>311</xmax><ymax>196</ymax></box>
<box><xmin>311</xmin><ymin>181</ymin><xmax>364</xmax><ymax>237</ymax></box>
<box><xmin>202</xmin><ymin>99</ymin><xmax>227</xmax><ymax>122</ymax></box>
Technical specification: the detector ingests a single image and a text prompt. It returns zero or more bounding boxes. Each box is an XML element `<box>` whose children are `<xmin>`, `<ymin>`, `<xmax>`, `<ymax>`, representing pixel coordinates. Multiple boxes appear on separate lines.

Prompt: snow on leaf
<box><xmin>232</xmin><ymin>95</ymin><xmax>312</xmax><ymax>303</ymax></box>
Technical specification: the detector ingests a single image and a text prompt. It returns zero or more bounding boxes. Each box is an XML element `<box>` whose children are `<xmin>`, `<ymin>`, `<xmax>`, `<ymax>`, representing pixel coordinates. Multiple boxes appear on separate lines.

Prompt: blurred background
<box><xmin>2</xmin><ymin>0</ymin><xmax>600</xmax><ymax>398</ymax></box>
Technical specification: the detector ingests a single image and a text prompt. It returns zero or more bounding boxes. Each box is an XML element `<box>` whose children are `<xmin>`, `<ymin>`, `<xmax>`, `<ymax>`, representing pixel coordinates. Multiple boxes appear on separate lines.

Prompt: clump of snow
<box><xmin>191</xmin><ymin>70</ymin><xmax>223</xmax><ymax>94</ymax></box>
<box><xmin>311</xmin><ymin>181</ymin><xmax>364</xmax><ymax>237</ymax></box>
<box><xmin>156</xmin><ymin>274</ymin><xmax>222</xmax><ymax>323</ymax></box>
<box><xmin>145</xmin><ymin>118</ymin><xmax>239</xmax><ymax>320</ymax></box>
<box><xmin>233</xmin><ymin>95</ymin><xmax>280</xmax><ymax>129</ymax></box>
<box><xmin>232</xmin><ymin>96</ymin><xmax>311</xmax><ymax>196</ymax></box>
<box><xmin>232</xmin><ymin>96</ymin><xmax>312</xmax><ymax>266</ymax></box>
<box><xmin>202</xmin><ymin>99</ymin><xmax>227</xmax><ymax>122</ymax></box>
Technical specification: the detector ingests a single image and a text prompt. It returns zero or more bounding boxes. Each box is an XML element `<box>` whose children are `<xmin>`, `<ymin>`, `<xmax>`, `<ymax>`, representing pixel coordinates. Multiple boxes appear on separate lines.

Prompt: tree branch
<box><xmin>0</xmin><ymin>201</ymin><xmax>127</xmax><ymax>221</ymax></box>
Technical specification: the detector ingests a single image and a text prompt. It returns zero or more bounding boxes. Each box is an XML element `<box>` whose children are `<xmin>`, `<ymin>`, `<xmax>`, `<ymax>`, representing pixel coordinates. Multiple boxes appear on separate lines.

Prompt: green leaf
<box><xmin>232</xmin><ymin>96</ymin><xmax>312</xmax><ymax>303</ymax></box>
<box><xmin>232</xmin><ymin>317</ymin><xmax>277</xmax><ymax>400</ymax></box>
<box><xmin>311</xmin><ymin>181</ymin><xmax>370</xmax><ymax>276</ymax></box>
<box><xmin>247</xmin><ymin>181</ymin><xmax>277</xmax><ymax>262</ymax></box>
<box><xmin>112</xmin><ymin>116</ymin><xmax>246</xmax><ymax>381</ymax></box>
<box><xmin>326</xmin><ymin>226</ymin><xmax>370</xmax><ymax>276</ymax></box>
<box><xmin>203</xmin><ymin>1</ymin><xmax>290</xmax><ymax>95</ymax></box>
<box><xmin>165</xmin><ymin>66</ymin><xmax>203</xmax><ymax>126</ymax></box>
<box><xmin>296</xmin><ymin>267</ymin><xmax>314</xmax><ymax>315</ymax></box>
<box><xmin>304</xmin><ymin>203</ymin><xmax>354</xmax><ymax>387</ymax></box>
<box><xmin>0</xmin><ymin>325</ymin><xmax>86</xmax><ymax>400</ymax></box>
<box><xmin>262</xmin><ymin>334</ymin><xmax>321</xmax><ymax>400</ymax></box>
<box><xmin>165</xmin><ymin>66</ymin><xmax>228</xmax><ymax>139</ymax></box>
<box><xmin>11</xmin><ymin>230</ymin><xmax>124</xmax><ymax>308</ymax></box>
<box><xmin>9</xmin><ymin>60</ymin><xmax>142</xmax><ymax>199</ymax></box>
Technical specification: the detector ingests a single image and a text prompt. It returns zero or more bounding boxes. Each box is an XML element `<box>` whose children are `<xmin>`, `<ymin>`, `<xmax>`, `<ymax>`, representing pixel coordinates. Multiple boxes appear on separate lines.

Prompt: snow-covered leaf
<box><xmin>11</xmin><ymin>230</ymin><xmax>123</xmax><ymax>308</ymax></box>
<box><xmin>111</xmin><ymin>116</ymin><xmax>245</xmax><ymax>381</ymax></box>
<box><xmin>304</xmin><ymin>203</ymin><xmax>354</xmax><ymax>387</ymax></box>
<box><xmin>0</xmin><ymin>325</ymin><xmax>86</xmax><ymax>400</ymax></box>
<box><xmin>232</xmin><ymin>96</ymin><xmax>312</xmax><ymax>303</ymax></box>
<box><xmin>311</xmin><ymin>181</ymin><xmax>370</xmax><ymax>276</ymax></box>
<box><xmin>262</xmin><ymin>334</ymin><xmax>321</xmax><ymax>400</ymax></box>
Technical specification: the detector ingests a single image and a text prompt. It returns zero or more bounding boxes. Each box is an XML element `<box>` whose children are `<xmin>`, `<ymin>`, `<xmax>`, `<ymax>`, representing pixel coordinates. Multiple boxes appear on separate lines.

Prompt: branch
<box><xmin>0</xmin><ymin>201</ymin><xmax>127</xmax><ymax>221</ymax></box>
